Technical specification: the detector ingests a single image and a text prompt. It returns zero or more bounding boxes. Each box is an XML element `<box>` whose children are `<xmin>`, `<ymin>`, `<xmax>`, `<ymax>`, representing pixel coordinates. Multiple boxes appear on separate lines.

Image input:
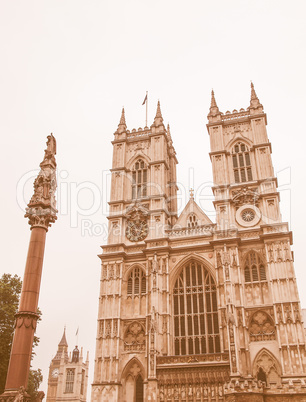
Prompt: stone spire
<box><xmin>207</xmin><ymin>90</ymin><xmax>222</xmax><ymax>122</ymax></box>
<box><xmin>117</xmin><ymin>107</ymin><xmax>127</xmax><ymax>133</ymax></box>
<box><xmin>54</xmin><ymin>328</ymin><xmax>68</xmax><ymax>361</ymax></box>
<box><xmin>249</xmin><ymin>82</ymin><xmax>263</xmax><ymax>114</ymax></box>
<box><xmin>167</xmin><ymin>123</ymin><xmax>172</xmax><ymax>140</ymax></box>
<box><xmin>250</xmin><ymin>81</ymin><xmax>258</xmax><ymax>101</ymax></box>
<box><xmin>152</xmin><ymin>100</ymin><xmax>164</xmax><ymax>127</ymax></box>
<box><xmin>59</xmin><ymin>327</ymin><xmax>68</xmax><ymax>347</ymax></box>
<box><xmin>211</xmin><ymin>90</ymin><xmax>218</xmax><ymax>109</ymax></box>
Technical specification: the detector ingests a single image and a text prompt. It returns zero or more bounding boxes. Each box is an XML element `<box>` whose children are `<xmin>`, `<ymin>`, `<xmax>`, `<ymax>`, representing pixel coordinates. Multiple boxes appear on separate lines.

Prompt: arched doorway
<box><xmin>122</xmin><ymin>359</ymin><xmax>144</xmax><ymax>402</ymax></box>
<box><xmin>135</xmin><ymin>375</ymin><xmax>144</xmax><ymax>402</ymax></box>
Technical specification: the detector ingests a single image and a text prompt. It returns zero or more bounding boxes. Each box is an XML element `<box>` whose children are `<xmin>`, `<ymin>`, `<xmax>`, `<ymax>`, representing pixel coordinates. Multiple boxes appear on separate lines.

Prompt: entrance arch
<box><xmin>121</xmin><ymin>358</ymin><xmax>145</xmax><ymax>402</ymax></box>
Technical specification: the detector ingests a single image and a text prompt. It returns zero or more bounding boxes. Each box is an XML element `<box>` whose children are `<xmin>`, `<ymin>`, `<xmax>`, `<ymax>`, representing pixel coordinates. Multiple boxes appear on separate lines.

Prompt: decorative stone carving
<box><xmin>125</xmin><ymin>203</ymin><xmax>149</xmax><ymax>242</ymax></box>
<box><xmin>0</xmin><ymin>387</ymin><xmax>32</xmax><ymax>402</ymax></box>
<box><xmin>267</xmin><ymin>241</ymin><xmax>292</xmax><ymax>263</ymax></box>
<box><xmin>253</xmin><ymin>349</ymin><xmax>281</xmax><ymax>387</ymax></box>
<box><xmin>236</xmin><ymin>204</ymin><xmax>261</xmax><ymax>227</ymax></box>
<box><xmin>284</xmin><ymin>305</ymin><xmax>292</xmax><ymax>323</ymax></box>
<box><xmin>232</xmin><ymin>187</ymin><xmax>259</xmax><ymax>208</ymax></box>
<box><xmin>294</xmin><ymin>304</ymin><xmax>300</xmax><ymax>322</ymax></box>
<box><xmin>127</xmin><ymin>140</ymin><xmax>150</xmax><ymax>153</ymax></box>
<box><xmin>249</xmin><ymin>311</ymin><xmax>276</xmax><ymax>341</ymax></box>
<box><xmin>124</xmin><ymin>321</ymin><xmax>145</xmax><ymax>351</ymax></box>
<box><xmin>25</xmin><ymin>134</ymin><xmax>57</xmax><ymax>230</ymax></box>
<box><xmin>14</xmin><ymin>312</ymin><xmax>39</xmax><ymax>330</ymax></box>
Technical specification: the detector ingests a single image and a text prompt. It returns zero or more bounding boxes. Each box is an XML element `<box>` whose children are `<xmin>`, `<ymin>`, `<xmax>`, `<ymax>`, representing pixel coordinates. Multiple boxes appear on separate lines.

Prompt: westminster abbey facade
<box><xmin>91</xmin><ymin>85</ymin><xmax>306</xmax><ymax>401</ymax></box>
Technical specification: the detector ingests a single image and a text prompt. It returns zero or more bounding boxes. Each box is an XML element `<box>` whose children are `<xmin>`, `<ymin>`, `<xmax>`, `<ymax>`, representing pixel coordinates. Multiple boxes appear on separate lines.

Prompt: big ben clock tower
<box><xmin>46</xmin><ymin>330</ymin><xmax>89</xmax><ymax>402</ymax></box>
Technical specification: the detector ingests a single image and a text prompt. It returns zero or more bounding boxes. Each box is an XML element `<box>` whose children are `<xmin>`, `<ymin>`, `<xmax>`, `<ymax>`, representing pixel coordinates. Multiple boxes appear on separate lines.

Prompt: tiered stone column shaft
<box><xmin>3</xmin><ymin>133</ymin><xmax>57</xmax><ymax>394</ymax></box>
<box><xmin>5</xmin><ymin>228</ymin><xmax>46</xmax><ymax>390</ymax></box>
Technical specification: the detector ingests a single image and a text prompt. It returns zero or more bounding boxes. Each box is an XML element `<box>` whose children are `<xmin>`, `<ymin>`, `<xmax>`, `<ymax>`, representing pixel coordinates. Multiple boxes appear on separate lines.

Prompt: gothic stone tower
<box><xmin>46</xmin><ymin>329</ymin><xmax>89</xmax><ymax>402</ymax></box>
<box><xmin>92</xmin><ymin>89</ymin><xmax>306</xmax><ymax>402</ymax></box>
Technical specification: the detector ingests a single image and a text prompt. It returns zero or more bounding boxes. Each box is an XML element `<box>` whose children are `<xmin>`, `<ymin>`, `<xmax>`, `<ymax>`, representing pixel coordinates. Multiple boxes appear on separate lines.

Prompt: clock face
<box><xmin>126</xmin><ymin>220</ymin><xmax>148</xmax><ymax>242</ymax></box>
<box><xmin>52</xmin><ymin>368</ymin><xmax>59</xmax><ymax>378</ymax></box>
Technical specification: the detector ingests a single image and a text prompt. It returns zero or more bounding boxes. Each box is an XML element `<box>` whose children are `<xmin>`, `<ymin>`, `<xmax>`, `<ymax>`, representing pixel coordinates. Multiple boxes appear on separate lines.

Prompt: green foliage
<box><xmin>0</xmin><ymin>274</ymin><xmax>42</xmax><ymax>395</ymax></box>
<box><xmin>27</xmin><ymin>369</ymin><xmax>43</xmax><ymax>401</ymax></box>
<box><xmin>0</xmin><ymin>274</ymin><xmax>22</xmax><ymax>393</ymax></box>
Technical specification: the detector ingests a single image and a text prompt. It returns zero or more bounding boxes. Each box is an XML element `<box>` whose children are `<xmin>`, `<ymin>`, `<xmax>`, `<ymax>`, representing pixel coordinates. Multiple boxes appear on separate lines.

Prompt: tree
<box><xmin>0</xmin><ymin>274</ymin><xmax>22</xmax><ymax>393</ymax></box>
<box><xmin>27</xmin><ymin>369</ymin><xmax>43</xmax><ymax>401</ymax></box>
<box><xmin>0</xmin><ymin>273</ymin><xmax>42</xmax><ymax>399</ymax></box>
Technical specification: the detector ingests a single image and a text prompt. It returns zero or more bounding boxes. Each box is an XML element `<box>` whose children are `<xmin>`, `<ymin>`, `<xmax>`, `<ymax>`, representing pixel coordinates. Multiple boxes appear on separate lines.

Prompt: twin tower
<box><xmin>91</xmin><ymin>85</ymin><xmax>306</xmax><ymax>401</ymax></box>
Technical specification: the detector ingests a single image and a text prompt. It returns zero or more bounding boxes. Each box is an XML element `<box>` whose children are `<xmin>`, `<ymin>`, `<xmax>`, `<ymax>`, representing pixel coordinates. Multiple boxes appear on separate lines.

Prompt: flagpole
<box><xmin>76</xmin><ymin>327</ymin><xmax>79</xmax><ymax>346</ymax></box>
<box><xmin>146</xmin><ymin>91</ymin><xmax>148</xmax><ymax>127</ymax></box>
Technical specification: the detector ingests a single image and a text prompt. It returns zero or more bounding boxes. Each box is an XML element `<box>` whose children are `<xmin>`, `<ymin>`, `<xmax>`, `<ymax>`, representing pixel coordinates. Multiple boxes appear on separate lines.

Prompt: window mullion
<box><xmin>191</xmin><ymin>266</ymin><xmax>195</xmax><ymax>354</ymax></box>
<box><xmin>211</xmin><ymin>286</ymin><xmax>216</xmax><ymax>353</ymax></box>
<box><xmin>184</xmin><ymin>267</ymin><xmax>188</xmax><ymax>355</ymax></box>
<box><xmin>203</xmin><ymin>269</ymin><xmax>209</xmax><ymax>355</ymax></box>
<box><xmin>197</xmin><ymin>284</ymin><xmax>201</xmax><ymax>354</ymax></box>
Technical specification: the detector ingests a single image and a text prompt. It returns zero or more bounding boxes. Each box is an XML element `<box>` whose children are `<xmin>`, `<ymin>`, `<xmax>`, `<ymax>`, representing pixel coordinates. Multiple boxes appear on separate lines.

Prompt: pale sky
<box><xmin>1</xmin><ymin>0</ymin><xmax>306</xmax><ymax>398</ymax></box>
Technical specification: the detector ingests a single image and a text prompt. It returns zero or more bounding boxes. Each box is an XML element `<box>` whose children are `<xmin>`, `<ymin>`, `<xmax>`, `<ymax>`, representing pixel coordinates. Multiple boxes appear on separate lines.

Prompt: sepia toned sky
<box><xmin>1</xmin><ymin>0</ymin><xmax>306</xmax><ymax>397</ymax></box>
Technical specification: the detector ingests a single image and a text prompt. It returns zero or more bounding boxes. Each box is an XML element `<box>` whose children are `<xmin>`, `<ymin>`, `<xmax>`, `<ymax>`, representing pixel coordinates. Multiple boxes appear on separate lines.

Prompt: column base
<box><xmin>0</xmin><ymin>388</ymin><xmax>44</xmax><ymax>402</ymax></box>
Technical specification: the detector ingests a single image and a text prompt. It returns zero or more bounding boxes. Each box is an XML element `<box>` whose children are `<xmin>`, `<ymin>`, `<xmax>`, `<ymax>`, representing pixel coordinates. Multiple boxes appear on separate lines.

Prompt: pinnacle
<box><xmin>153</xmin><ymin>100</ymin><xmax>164</xmax><ymax>126</ymax></box>
<box><xmin>155</xmin><ymin>100</ymin><xmax>163</xmax><ymax>119</ymax></box>
<box><xmin>211</xmin><ymin>90</ymin><xmax>217</xmax><ymax>108</ymax></box>
<box><xmin>207</xmin><ymin>89</ymin><xmax>220</xmax><ymax>118</ymax></box>
<box><xmin>58</xmin><ymin>327</ymin><xmax>68</xmax><ymax>347</ymax></box>
<box><xmin>249</xmin><ymin>81</ymin><xmax>263</xmax><ymax>111</ymax></box>
<box><xmin>250</xmin><ymin>81</ymin><xmax>258</xmax><ymax>101</ymax></box>
<box><xmin>119</xmin><ymin>107</ymin><xmax>126</xmax><ymax>126</ymax></box>
<box><xmin>117</xmin><ymin>107</ymin><xmax>127</xmax><ymax>133</ymax></box>
<box><xmin>167</xmin><ymin>123</ymin><xmax>173</xmax><ymax>142</ymax></box>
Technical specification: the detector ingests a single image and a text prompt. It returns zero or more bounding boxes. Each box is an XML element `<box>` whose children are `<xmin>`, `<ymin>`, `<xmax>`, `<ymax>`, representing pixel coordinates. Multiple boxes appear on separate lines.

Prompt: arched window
<box><xmin>187</xmin><ymin>213</ymin><xmax>198</xmax><ymax>228</ymax></box>
<box><xmin>127</xmin><ymin>268</ymin><xmax>146</xmax><ymax>296</ymax></box>
<box><xmin>232</xmin><ymin>142</ymin><xmax>253</xmax><ymax>183</ymax></box>
<box><xmin>173</xmin><ymin>261</ymin><xmax>220</xmax><ymax>355</ymax></box>
<box><xmin>253</xmin><ymin>349</ymin><xmax>281</xmax><ymax>386</ymax></box>
<box><xmin>132</xmin><ymin>159</ymin><xmax>147</xmax><ymax>199</ymax></box>
<box><xmin>244</xmin><ymin>251</ymin><xmax>266</xmax><ymax>283</ymax></box>
<box><xmin>65</xmin><ymin>369</ymin><xmax>75</xmax><ymax>393</ymax></box>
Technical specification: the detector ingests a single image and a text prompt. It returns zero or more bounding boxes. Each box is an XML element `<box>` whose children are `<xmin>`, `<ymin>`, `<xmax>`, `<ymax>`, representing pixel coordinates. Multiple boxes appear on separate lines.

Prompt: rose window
<box><xmin>241</xmin><ymin>209</ymin><xmax>255</xmax><ymax>222</ymax></box>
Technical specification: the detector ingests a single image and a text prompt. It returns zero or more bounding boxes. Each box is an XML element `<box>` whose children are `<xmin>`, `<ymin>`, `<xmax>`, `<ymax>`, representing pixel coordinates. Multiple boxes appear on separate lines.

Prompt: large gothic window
<box><xmin>244</xmin><ymin>251</ymin><xmax>266</xmax><ymax>283</ymax></box>
<box><xmin>173</xmin><ymin>261</ymin><xmax>220</xmax><ymax>355</ymax></box>
<box><xmin>132</xmin><ymin>159</ymin><xmax>147</xmax><ymax>199</ymax></box>
<box><xmin>65</xmin><ymin>369</ymin><xmax>75</xmax><ymax>393</ymax></box>
<box><xmin>127</xmin><ymin>267</ymin><xmax>146</xmax><ymax>296</ymax></box>
<box><xmin>232</xmin><ymin>142</ymin><xmax>253</xmax><ymax>183</ymax></box>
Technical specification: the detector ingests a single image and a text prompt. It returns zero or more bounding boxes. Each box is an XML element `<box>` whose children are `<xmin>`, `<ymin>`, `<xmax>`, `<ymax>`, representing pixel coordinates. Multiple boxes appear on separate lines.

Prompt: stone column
<box><xmin>5</xmin><ymin>228</ymin><xmax>47</xmax><ymax>390</ymax></box>
<box><xmin>2</xmin><ymin>134</ymin><xmax>57</xmax><ymax>398</ymax></box>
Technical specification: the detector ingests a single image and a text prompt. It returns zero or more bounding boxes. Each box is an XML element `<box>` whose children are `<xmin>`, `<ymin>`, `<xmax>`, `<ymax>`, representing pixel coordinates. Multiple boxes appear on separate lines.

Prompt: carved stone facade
<box><xmin>92</xmin><ymin>87</ymin><xmax>306</xmax><ymax>401</ymax></box>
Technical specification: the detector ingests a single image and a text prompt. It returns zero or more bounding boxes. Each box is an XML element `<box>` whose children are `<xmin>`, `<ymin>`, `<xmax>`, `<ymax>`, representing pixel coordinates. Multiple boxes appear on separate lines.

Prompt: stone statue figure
<box><xmin>42</xmin><ymin>133</ymin><xmax>57</xmax><ymax>164</ymax></box>
<box><xmin>46</xmin><ymin>133</ymin><xmax>56</xmax><ymax>155</ymax></box>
